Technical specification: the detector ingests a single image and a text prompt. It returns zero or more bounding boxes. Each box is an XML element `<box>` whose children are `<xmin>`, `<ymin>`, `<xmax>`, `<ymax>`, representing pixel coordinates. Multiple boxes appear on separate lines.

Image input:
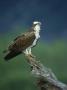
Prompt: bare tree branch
<box><xmin>25</xmin><ymin>54</ymin><xmax>67</xmax><ymax>90</ymax></box>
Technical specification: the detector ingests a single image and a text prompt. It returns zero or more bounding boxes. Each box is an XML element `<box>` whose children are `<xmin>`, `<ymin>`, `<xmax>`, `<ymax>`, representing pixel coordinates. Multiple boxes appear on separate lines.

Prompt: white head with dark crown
<box><xmin>33</xmin><ymin>21</ymin><xmax>41</xmax><ymax>32</ymax></box>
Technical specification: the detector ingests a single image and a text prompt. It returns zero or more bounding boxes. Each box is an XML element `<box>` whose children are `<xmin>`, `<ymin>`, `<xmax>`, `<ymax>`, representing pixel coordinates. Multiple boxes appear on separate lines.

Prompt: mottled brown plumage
<box><xmin>4</xmin><ymin>21</ymin><xmax>41</xmax><ymax>60</ymax></box>
<box><xmin>4</xmin><ymin>31</ymin><xmax>35</xmax><ymax>60</ymax></box>
<box><xmin>9</xmin><ymin>31</ymin><xmax>35</xmax><ymax>51</ymax></box>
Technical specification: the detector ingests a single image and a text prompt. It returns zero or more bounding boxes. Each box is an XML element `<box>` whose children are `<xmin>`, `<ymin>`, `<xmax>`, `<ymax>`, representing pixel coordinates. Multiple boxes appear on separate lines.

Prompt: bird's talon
<box><xmin>28</xmin><ymin>54</ymin><xmax>36</xmax><ymax>58</ymax></box>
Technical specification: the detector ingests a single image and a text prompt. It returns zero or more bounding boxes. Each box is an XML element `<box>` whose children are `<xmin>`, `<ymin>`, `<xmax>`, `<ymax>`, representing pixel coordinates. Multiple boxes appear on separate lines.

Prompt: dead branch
<box><xmin>24</xmin><ymin>54</ymin><xmax>67</xmax><ymax>90</ymax></box>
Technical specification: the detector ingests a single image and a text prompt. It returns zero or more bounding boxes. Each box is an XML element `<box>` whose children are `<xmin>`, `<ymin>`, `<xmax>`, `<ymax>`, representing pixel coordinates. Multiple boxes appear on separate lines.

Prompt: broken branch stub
<box><xmin>25</xmin><ymin>54</ymin><xmax>67</xmax><ymax>90</ymax></box>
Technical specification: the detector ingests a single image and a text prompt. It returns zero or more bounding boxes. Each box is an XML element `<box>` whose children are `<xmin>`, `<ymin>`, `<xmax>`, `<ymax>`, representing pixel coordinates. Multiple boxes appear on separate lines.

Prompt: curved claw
<box><xmin>29</xmin><ymin>54</ymin><xmax>36</xmax><ymax>58</ymax></box>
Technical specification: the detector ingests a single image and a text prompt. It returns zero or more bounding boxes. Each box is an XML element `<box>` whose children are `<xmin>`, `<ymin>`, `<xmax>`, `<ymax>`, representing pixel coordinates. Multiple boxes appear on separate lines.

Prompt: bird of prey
<box><xmin>3</xmin><ymin>21</ymin><xmax>41</xmax><ymax>61</ymax></box>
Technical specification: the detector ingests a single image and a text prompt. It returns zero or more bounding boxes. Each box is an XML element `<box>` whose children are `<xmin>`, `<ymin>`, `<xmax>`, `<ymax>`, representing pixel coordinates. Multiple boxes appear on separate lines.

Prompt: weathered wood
<box><xmin>25</xmin><ymin>54</ymin><xmax>67</xmax><ymax>90</ymax></box>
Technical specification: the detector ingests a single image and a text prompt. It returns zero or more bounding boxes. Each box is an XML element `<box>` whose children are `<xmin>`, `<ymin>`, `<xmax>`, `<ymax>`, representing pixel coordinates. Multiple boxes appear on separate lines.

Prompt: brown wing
<box><xmin>8</xmin><ymin>31</ymin><xmax>35</xmax><ymax>52</ymax></box>
<box><xmin>4</xmin><ymin>31</ymin><xmax>35</xmax><ymax>60</ymax></box>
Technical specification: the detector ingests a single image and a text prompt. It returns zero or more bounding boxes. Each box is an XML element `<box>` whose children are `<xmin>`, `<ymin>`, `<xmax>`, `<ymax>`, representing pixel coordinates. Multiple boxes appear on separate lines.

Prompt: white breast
<box><xmin>32</xmin><ymin>25</ymin><xmax>40</xmax><ymax>47</ymax></box>
<box><xmin>29</xmin><ymin>24</ymin><xmax>40</xmax><ymax>47</ymax></box>
<box><xmin>32</xmin><ymin>31</ymin><xmax>40</xmax><ymax>47</ymax></box>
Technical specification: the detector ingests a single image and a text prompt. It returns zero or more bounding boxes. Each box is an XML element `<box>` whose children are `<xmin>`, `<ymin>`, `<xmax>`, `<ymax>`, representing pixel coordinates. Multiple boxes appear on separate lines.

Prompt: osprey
<box><xmin>3</xmin><ymin>21</ymin><xmax>41</xmax><ymax>61</ymax></box>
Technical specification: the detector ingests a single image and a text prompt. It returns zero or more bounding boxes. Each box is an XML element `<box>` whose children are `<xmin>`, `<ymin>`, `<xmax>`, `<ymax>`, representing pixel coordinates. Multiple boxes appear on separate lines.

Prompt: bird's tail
<box><xmin>4</xmin><ymin>51</ymin><xmax>22</xmax><ymax>61</ymax></box>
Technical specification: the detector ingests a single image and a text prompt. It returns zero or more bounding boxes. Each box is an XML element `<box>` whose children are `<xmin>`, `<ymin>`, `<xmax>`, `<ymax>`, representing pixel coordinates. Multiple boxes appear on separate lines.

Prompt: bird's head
<box><xmin>33</xmin><ymin>21</ymin><xmax>41</xmax><ymax>32</ymax></box>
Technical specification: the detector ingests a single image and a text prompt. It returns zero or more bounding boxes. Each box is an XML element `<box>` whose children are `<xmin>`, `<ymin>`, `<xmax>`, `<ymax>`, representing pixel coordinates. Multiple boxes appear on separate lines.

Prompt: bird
<box><xmin>3</xmin><ymin>21</ymin><xmax>41</xmax><ymax>61</ymax></box>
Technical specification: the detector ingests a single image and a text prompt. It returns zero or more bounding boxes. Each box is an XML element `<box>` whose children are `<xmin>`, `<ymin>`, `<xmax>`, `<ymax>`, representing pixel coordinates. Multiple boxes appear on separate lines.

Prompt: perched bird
<box><xmin>3</xmin><ymin>21</ymin><xmax>41</xmax><ymax>61</ymax></box>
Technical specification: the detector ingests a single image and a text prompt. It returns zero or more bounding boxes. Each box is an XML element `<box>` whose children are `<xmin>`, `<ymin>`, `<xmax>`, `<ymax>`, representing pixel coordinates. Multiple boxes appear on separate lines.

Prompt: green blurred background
<box><xmin>0</xmin><ymin>0</ymin><xmax>67</xmax><ymax>90</ymax></box>
<box><xmin>0</xmin><ymin>31</ymin><xmax>67</xmax><ymax>90</ymax></box>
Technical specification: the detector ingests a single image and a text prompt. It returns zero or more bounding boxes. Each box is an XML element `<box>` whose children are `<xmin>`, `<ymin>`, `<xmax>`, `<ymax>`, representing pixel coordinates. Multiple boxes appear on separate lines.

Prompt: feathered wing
<box><xmin>4</xmin><ymin>31</ymin><xmax>35</xmax><ymax>61</ymax></box>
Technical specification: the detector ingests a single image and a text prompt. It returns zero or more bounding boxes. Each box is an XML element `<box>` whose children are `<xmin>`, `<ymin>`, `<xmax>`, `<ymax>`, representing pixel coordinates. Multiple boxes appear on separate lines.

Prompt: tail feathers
<box><xmin>4</xmin><ymin>51</ymin><xmax>22</xmax><ymax>61</ymax></box>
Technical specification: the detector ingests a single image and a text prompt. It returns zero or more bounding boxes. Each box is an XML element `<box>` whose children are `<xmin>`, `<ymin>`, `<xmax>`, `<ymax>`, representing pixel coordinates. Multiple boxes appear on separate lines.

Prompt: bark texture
<box><xmin>25</xmin><ymin>54</ymin><xmax>67</xmax><ymax>90</ymax></box>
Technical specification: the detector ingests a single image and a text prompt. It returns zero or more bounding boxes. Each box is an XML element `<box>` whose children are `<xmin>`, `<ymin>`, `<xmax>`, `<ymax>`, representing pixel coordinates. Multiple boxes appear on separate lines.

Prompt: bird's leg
<box><xmin>23</xmin><ymin>49</ymin><xmax>29</xmax><ymax>55</ymax></box>
<box><xmin>23</xmin><ymin>48</ymin><xmax>36</xmax><ymax>58</ymax></box>
<box><xmin>27</xmin><ymin>48</ymin><xmax>36</xmax><ymax>58</ymax></box>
